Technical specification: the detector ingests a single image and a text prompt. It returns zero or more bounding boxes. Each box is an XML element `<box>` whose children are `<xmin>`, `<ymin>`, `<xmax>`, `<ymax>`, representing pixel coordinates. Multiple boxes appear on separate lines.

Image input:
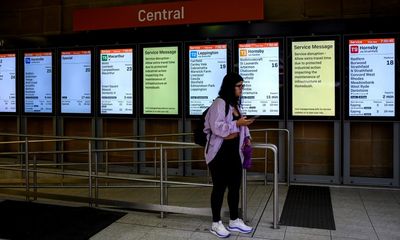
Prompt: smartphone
<box><xmin>248</xmin><ymin>115</ymin><xmax>261</xmax><ymax>120</ymax></box>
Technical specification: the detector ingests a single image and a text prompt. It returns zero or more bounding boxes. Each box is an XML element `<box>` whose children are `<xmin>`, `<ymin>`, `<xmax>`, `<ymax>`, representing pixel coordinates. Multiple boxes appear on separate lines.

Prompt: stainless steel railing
<box><xmin>104</xmin><ymin>128</ymin><xmax>290</xmax><ymax>186</ymax></box>
<box><xmin>0</xmin><ymin>131</ymin><xmax>282</xmax><ymax>229</ymax></box>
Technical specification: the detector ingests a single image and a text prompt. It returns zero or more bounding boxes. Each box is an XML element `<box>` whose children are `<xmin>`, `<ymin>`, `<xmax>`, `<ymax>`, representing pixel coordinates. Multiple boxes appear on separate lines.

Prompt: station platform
<box><xmin>1</xmin><ymin>183</ymin><xmax>399</xmax><ymax>240</ymax></box>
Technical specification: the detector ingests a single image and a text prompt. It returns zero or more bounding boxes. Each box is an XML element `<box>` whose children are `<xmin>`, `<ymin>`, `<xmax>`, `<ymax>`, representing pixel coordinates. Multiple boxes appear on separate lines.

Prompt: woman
<box><xmin>204</xmin><ymin>72</ymin><xmax>254</xmax><ymax>238</ymax></box>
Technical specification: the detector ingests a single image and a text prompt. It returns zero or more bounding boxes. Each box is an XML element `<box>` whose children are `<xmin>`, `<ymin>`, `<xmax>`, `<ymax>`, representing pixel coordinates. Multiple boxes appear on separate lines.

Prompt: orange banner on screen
<box><xmin>189</xmin><ymin>44</ymin><xmax>227</xmax><ymax>50</ymax></box>
<box><xmin>25</xmin><ymin>52</ymin><xmax>52</xmax><ymax>57</ymax></box>
<box><xmin>73</xmin><ymin>0</ymin><xmax>264</xmax><ymax>31</ymax></box>
<box><xmin>100</xmin><ymin>49</ymin><xmax>133</xmax><ymax>54</ymax></box>
<box><xmin>349</xmin><ymin>38</ymin><xmax>395</xmax><ymax>44</ymax></box>
<box><xmin>0</xmin><ymin>53</ymin><xmax>15</xmax><ymax>58</ymax></box>
<box><xmin>239</xmin><ymin>42</ymin><xmax>279</xmax><ymax>48</ymax></box>
<box><xmin>61</xmin><ymin>51</ymin><xmax>91</xmax><ymax>55</ymax></box>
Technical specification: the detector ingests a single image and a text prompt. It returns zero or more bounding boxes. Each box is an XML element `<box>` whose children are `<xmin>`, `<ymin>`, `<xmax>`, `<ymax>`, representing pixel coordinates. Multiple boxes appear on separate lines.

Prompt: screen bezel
<box><xmin>0</xmin><ymin>50</ymin><xmax>18</xmax><ymax>115</ymax></box>
<box><xmin>97</xmin><ymin>44</ymin><xmax>137</xmax><ymax>118</ymax></box>
<box><xmin>234</xmin><ymin>37</ymin><xmax>285</xmax><ymax>120</ymax></box>
<box><xmin>287</xmin><ymin>35</ymin><xmax>341</xmax><ymax>120</ymax></box>
<box><xmin>344</xmin><ymin>33</ymin><xmax>399</xmax><ymax>121</ymax></box>
<box><xmin>184</xmin><ymin>39</ymin><xmax>232</xmax><ymax>118</ymax></box>
<box><xmin>58</xmin><ymin>47</ymin><xmax>95</xmax><ymax>116</ymax></box>
<box><xmin>22</xmin><ymin>49</ymin><xmax>56</xmax><ymax>116</ymax></box>
<box><xmin>139</xmin><ymin>42</ymin><xmax>183</xmax><ymax>118</ymax></box>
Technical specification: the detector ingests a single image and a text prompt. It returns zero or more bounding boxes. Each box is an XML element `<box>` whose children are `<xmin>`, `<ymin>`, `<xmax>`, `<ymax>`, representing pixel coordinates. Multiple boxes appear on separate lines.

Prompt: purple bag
<box><xmin>242</xmin><ymin>138</ymin><xmax>253</xmax><ymax>169</ymax></box>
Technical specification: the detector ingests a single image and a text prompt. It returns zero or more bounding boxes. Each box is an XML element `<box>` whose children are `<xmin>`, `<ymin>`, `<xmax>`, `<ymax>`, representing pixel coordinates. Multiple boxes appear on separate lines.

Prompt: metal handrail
<box><xmin>0</xmin><ymin>130</ymin><xmax>281</xmax><ymax>228</ymax></box>
<box><xmin>109</xmin><ymin>128</ymin><xmax>290</xmax><ymax>185</ymax></box>
<box><xmin>0</xmin><ymin>128</ymin><xmax>290</xmax><ymax>183</ymax></box>
<box><xmin>0</xmin><ymin>132</ymin><xmax>196</xmax><ymax>145</ymax></box>
<box><xmin>255</xmin><ymin>143</ymin><xmax>279</xmax><ymax>229</ymax></box>
<box><xmin>0</xmin><ymin>138</ymin><xmax>74</xmax><ymax>145</ymax></box>
<box><xmin>1</xmin><ymin>129</ymin><xmax>289</xmax><ymax>184</ymax></box>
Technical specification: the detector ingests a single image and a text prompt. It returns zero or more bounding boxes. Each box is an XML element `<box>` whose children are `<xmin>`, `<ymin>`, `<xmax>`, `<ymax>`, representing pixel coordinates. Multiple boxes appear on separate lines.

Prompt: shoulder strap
<box><xmin>217</xmin><ymin>97</ymin><xmax>230</xmax><ymax>117</ymax></box>
<box><xmin>225</xmin><ymin>100</ymin><xmax>229</xmax><ymax>117</ymax></box>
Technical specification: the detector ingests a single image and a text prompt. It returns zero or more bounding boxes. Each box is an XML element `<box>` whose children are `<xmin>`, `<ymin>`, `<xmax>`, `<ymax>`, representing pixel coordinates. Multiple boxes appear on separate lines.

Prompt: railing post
<box><xmin>25</xmin><ymin>137</ymin><xmax>29</xmax><ymax>201</ymax></box>
<box><xmin>206</xmin><ymin>167</ymin><xmax>211</xmax><ymax>184</ymax></box>
<box><xmin>241</xmin><ymin>168</ymin><xmax>247</xmax><ymax>222</ymax></box>
<box><xmin>19</xmin><ymin>137</ymin><xmax>24</xmax><ymax>180</ymax></box>
<box><xmin>287</xmin><ymin>131</ymin><xmax>290</xmax><ymax>187</ymax></box>
<box><xmin>265</xmin><ymin>131</ymin><xmax>268</xmax><ymax>186</ymax></box>
<box><xmin>164</xmin><ymin>149</ymin><xmax>168</xmax><ymax>207</ymax></box>
<box><xmin>105</xmin><ymin>140</ymin><xmax>109</xmax><ymax>186</ymax></box>
<box><xmin>95</xmin><ymin>145</ymin><xmax>99</xmax><ymax>207</ymax></box>
<box><xmin>61</xmin><ymin>140</ymin><xmax>64</xmax><ymax>185</ymax></box>
<box><xmin>88</xmin><ymin>140</ymin><xmax>93</xmax><ymax>207</ymax></box>
<box><xmin>159</xmin><ymin>144</ymin><xmax>164</xmax><ymax>218</ymax></box>
<box><xmin>154</xmin><ymin>137</ymin><xmax>157</xmax><ymax>180</ymax></box>
<box><xmin>272</xmin><ymin>145</ymin><xmax>279</xmax><ymax>229</ymax></box>
<box><xmin>33</xmin><ymin>154</ymin><xmax>37</xmax><ymax>201</ymax></box>
<box><xmin>105</xmin><ymin>140</ymin><xmax>109</xmax><ymax>175</ymax></box>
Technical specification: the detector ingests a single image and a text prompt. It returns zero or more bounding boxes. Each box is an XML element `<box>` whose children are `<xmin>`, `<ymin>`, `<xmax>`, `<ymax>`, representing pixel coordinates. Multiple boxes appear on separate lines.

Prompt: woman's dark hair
<box><xmin>218</xmin><ymin>72</ymin><xmax>243</xmax><ymax>106</ymax></box>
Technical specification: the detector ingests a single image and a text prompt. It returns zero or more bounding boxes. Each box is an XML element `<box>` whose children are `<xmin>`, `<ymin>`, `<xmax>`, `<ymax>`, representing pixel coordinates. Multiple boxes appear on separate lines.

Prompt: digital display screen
<box><xmin>239</xmin><ymin>42</ymin><xmax>280</xmax><ymax>116</ymax></box>
<box><xmin>100</xmin><ymin>48</ymin><xmax>133</xmax><ymax>115</ymax></box>
<box><xmin>0</xmin><ymin>53</ymin><xmax>16</xmax><ymax>113</ymax></box>
<box><xmin>24</xmin><ymin>52</ymin><xmax>53</xmax><ymax>113</ymax></box>
<box><xmin>292</xmin><ymin>40</ymin><xmax>335</xmax><ymax>116</ymax></box>
<box><xmin>348</xmin><ymin>38</ymin><xmax>395</xmax><ymax>117</ymax></box>
<box><xmin>61</xmin><ymin>50</ymin><xmax>91</xmax><ymax>114</ymax></box>
<box><xmin>188</xmin><ymin>44</ymin><xmax>227</xmax><ymax>115</ymax></box>
<box><xmin>143</xmin><ymin>46</ymin><xmax>179</xmax><ymax>115</ymax></box>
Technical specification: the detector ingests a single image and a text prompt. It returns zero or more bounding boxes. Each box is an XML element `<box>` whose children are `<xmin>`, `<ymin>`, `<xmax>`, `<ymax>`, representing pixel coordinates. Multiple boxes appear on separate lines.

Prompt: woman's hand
<box><xmin>244</xmin><ymin>137</ymin><xmax>251</xmax><ymax>146</ymax></box>
<box><xmin>246</xmin><ymin>138</ymin><xmax>251</xmax><ymax>146</ymax></box>
<box><xmin>236</xmin><ymin>117</ymin><xmax>254</xmax><ymax>126</ymax></box>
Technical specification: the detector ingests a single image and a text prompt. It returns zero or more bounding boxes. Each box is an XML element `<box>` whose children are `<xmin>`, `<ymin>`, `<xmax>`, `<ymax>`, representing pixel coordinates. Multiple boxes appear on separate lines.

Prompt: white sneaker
<box><xmin>210</xmin><ymin>220</ymin><xmax>231</xmax><ymax>238</ymax></box>
<box><xmin>227</xmin><ymin>218</ymin><xmax>252</xmax><ymax>233</ymax></box>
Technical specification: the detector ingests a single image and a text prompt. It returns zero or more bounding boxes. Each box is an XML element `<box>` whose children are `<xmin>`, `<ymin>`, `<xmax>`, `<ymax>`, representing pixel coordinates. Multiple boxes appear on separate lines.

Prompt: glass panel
<box><xmin>294</xmin><ymin>122</ymin><xmax>334</xmax><ymax>176</ymax></box>
<box><xmin>350</xmin><ymin>123</ymin><xmax>393</xmax><ymax>178</ymax></box>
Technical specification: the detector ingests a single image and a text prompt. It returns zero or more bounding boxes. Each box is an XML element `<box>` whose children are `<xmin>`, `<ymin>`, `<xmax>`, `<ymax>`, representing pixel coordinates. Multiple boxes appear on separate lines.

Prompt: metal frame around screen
<box><xmin>184</xmin><ymin>39</ymin><xmax>232</xmax><ymax>118</ymax></box>
<box><xmin>233</xmin><ymin>37</ymin><xmax>285</xmax><ymax>120</ymax></box>
<box><xmin>21</xmin><ymin>49</ymin><xmax>56</xmax><ymax>116</ymax></box>
<box><xmin>342</xmin><ymin>33</ymin><xmax>400</xmax><ymax>187</ymax></box>
<box><xmin>57</xmin><ymin>46</ymin><xmax>95</xmax><ymax>116</ymax></box>
<box><xmin>96</xmin><ymin>44</ymin><xmax>137</xmax><ymax>118</ymax></box>
<box><xmin>139</xmin><ymin>42</ymin><xmax>183</xmax><ymax>118</ymax></box>
<box><xmin>286</xmin><ymin>35</ymin><xmax>342</xmax><ymax>184</ymax></box>
<box><xmin>0</xmin><ymin>50</ymin><xmax>18</xmax><ymax>115</ymax></box>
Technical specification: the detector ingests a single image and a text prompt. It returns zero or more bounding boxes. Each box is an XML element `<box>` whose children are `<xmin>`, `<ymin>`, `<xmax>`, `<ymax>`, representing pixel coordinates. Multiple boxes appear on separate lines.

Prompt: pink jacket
<box><xmin>203</xmin><ymin>98</ymin><xmax>251</xmax><ymax>164</ymax></box>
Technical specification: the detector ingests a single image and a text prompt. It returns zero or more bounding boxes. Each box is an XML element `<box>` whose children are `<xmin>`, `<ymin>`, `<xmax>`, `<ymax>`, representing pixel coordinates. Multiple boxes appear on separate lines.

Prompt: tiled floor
<box><xmin>89</xmin><ymin>184</ymin><xmax>400</xmax><ymax>240</ymax></box>
<box><xmin>1</xmin><ymin>184</ymin><xmax>400</xmax><ymax>240</ymax></box>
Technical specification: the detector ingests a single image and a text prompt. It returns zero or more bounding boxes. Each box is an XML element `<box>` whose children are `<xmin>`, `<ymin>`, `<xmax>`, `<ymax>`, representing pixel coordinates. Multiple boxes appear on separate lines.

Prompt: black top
<box><xmin>232</xmin><ymin>109</ymin><xmax>241</xmax><ymax>121</ymax></box>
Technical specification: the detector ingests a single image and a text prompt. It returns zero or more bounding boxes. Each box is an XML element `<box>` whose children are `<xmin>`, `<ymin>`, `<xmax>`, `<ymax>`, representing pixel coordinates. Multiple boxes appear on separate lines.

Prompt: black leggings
<box><xmin>208</xmin><ymin>137</ymin><xmax>242</xmax><ymax>222</ymax></box>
